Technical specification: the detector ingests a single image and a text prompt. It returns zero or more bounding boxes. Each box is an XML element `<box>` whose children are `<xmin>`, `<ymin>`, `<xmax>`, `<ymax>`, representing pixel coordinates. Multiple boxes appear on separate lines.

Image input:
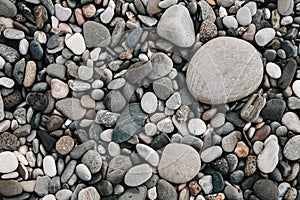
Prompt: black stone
<box><xmin>13</xmin><ymin>58</ymin><xmax>25</xmax><ymax>85</ymax></box>
<box><xmin>278</xmin><ymin>58</ymin><xmax>297</xmax><ymax>89</ymax></box>
<box><xmin>125</xmin><ymin>28</ymin><xmax>143</xmax><ymax>49</ymax></box>
<box><xmin>281</xmin><ymin>40</ymin><xmax>295</xmax><ymax>58</ymax></box>
<box><xmin>261</xmin><ymin>99</ymin><xmax>286</xmax><ymax>121</ymax></box>
<box><xmin>212</xmin><ymin>172</ymin><xmax>225</xmax><ymax>193</ymax></box>
<box><xmin>95</xmin><ymin>180</ymin><xmax>113</xmax><ymax>196</ymax></box>
<box><xmin>241</xmin><ymin>173</ymin><xmax>260</xmax><ymax>191</ymax></box>
<box><xmin>226</xmin><ymin>112</ymin><xmax>245</xmax><ymax>128</ymax></box>
<box><xmin>212</xmin><ymin>158</ymin><xmax>229</xmax><ymax>175</ymax></box>
<box><xmin>47</xmin><ymin>35</ymin><xmax>61</xmax><ymax>49</ymax></box>
<box><xmin>37</xmin><ymin>130</ymin><xmax>56</xmax><ymax>152</ymax></box>
<box><xmin>150</xmin><ymin>133</ymin><xmax>170</xmax><ymax>150</ymax></box>
<box><xmin>30</xmin><ymin>40</ymin><xmax>44</xmax><ymax>60</ymax></box>
<box><xmin>253</xmin><ymin>179</ymin><xmax>279</xmax><ymax>200</ymax></box>
<box><xmin>3</xmin><ymin>90</ymin><xmax>23</xmax><ymax>110</ymax></box>
<box><xmin>26</xmin><ymin>92</ymin><xmax>48</xmax><ymax>111</ymax></box>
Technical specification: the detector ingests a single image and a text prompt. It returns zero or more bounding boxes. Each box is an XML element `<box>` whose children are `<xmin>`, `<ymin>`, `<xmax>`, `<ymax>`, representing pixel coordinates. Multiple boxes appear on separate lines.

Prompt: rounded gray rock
<box><xmin>283</xmin><ymin>135</ymin><xmax>300</xmax><ymax>161</ymax></box>
<box><xmin>186</xmin><ymin>37</ymin><xmax>263</xmax><ymax>104</ymax></box>
<box><xmin>158</xmin><ymin>143</ymin><xmax>201</xmax><ymax>184</ymax></box>
<box><xmin>83</xmin><ymin>21</ymin><xmax>111</xmax><ymax>48</ymax></box>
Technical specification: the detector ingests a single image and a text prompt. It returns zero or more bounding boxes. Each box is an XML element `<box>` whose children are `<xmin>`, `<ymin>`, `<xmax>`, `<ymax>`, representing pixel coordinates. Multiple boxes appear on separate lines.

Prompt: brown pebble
<box><xmin>75</xmin><ymin>8</ymin><xmax>85</xmax><ymax>26</ymax></box>
<box><xmin>244</xmin><ymin>155</ymin><xmax>257</xmax><ymax>176</ymax></box>
<box><xmin>251</xmin><ymin>125</ymin><xmax>270</xmax><ymax>143</ymax></box>
<box><xmin>23</xmin><ymin>61</ymin><xmax>36</xmax><ymax>88</ymax></box>
<box><xmin>147</xmin><ymin>0</ymin><xmax>162</xmax><ymax>15</ymax></box>
<box><xmin>47</xmin><ymin>115</ymin><xmax>64</xmax><ymax>131</ymax></box>
<box><xmin>255</xmin><ymin>121</ymin><xmax>265</xmax><ymax>129</ymax></box>
<box><xmin>202</xmin><ymin>108</ymin><xmax>217</xmax><ymax>121</ymax></box>
<box><xmin>34</xmin><ymin>5</ymin><xmax>48</xmax><ymax>29</ymax></box>
<box><xmin>285</xmin><ymin>187</ymin><xmax>297</xmax><ymax>200</ymax></box>
<box><xmin>55</xmin><ymin>135</ymin><xmax>75</xmax><ymax>155</ymax></box>
<box><xmin>82</xmin><ymin>4</ymin><xmax>96</xmax><ymax>18</ymax></box>
<box><xmin>178</xmin><ymin>183</ymin><xmax>187</xmax><ymax>191</ymax></box>
<box><xmin>234</xmin><ymin>141</ymin><xmax>249</xmax><ymax>158</ymax></box>
<box><xmin>242</xmin><ymin>23</ymin><xmax>256</xmax><ymax>41</ymax></box>
<box><xmin>86</xmin><ymin>109</ymin><xmax>96</xmax><ymax>119</ymax></box>
<box><xmin>206</xmin><ymin>0</ymin><xmax>216</xmax><ymax>5</ymax></box>
<box><xmin>200</xmin><ymin>20</ymin><xmax>218</xmax><ymax>42</ymax></box>
<box><xmin>189</xmin><ymin>181</ymin><xmax>201</xmax><ymax>197</ymax></box>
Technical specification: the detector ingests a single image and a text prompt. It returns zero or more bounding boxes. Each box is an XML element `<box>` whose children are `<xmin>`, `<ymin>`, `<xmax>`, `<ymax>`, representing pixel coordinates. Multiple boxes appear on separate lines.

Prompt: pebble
<box><xmin>236</xmin><ymin>7</ymin><xmax>252</xmax><ymax>26</ymax></box>
<box><xmin>166</xmin><ymin>92</ymin><xmax>181</xmax><ymax>110</ymax></box>
<box><xmin>188</xmin><ymin>118</ymin><xmax>206</xmax><ymax>136</ymax></box>
<box><xmin>282</xmin><ymin>112</ymin><xmax>300</xmax><ymax>133</ymax></box>
<box><xmin>199</xmin><ymin>175</ymin><xmax>213</xmax><ymax>194</ymax></box>
<box><xmin>82</xmin><ymin>4</ymin><xmax>96</xmax><ymax>18</ymax></box>
<box><xmin>221</xmin><ymin>131</ymin><xmax>242</xmax><ymax>152</ymax></box>
<box><xmin>157</xmin><ymin>117</ymin><xmax>174</xmax><ymax>133</ymax></box>
<box><xmin>43</xmin><ymin>155</ymin><xmax>57</xmax><ymax>177</ymax></box>
<box><xmin>234</xmin><ymin>141</ymin><xmax>249</xmax><ymax>158</ymax></box>
<box><xmin>0</xmin><ymin>151</ymin><xmax>18</xmax><ymax>173</ymax></box>
<box><xmin>47</xmin><ymin>64</ymin><xmax>66</xmax><ymax>79</ymax></box>
<box><xmin>0</xmin><ymin>44</ymin><xmax>20</xmax><ymax>63</ymax></box>
<box><xmin>100</xmin><ymin>7</ymin><xmax>114</xmax><ymax>24</ymax></box>
<box><xmin>124</xmin><ymin>164</ymin><xmax>153</xmax><ymax>187</ymax></box>
<box><xmin>148</xmin><ymin>52</ymin><xmax>173</xmax><ymax>79</ymax></box>
<box><xmin>153</xmin><ymin>77</ymin><xmax>174</xmax><ymax>100</ymax></box>
<box><xmin>56</xmin><ymin>98</ymin><xmax>86</xmax><ymax>120</ymax></box>
<box><xmin>244</xmin><ymin>1</ymin><xmax>257</xmax><ymax>16</ymax></box>
<box><xmin>22</xmin><ymin>61</ymin><xmax>36</xmax><ymax>88</ymax></box>
<box><xmin>157</xmin><ymin>5</ymin><xmax>195</xmax><ymax>47</ymax></box>
<box><xmin>217</xmin><ymin>0</ymin><xmax>234</xmax><ymax>7</ymax></box>
<box><xmin>253</xmin><ymin>179</ymin><xmax>279</xmax><ymax>200</ymax></box>
<box><xmin>186</xmin><ymin>37</ymin><xmax>263</xmax><ymax>104</ymax></box>
<box><xmin>0</xmin><ymin>77</ymin><xmax>14</xmax><ymax>88</ymax></box>
<box><xmin>199</xmin><ymin>20</ymin><xmax>217</xmax><ymax>42</ymax></box>
<box><xmin>261</xmin><ymin>99</ymin><xmax>286</xmax><ymax>121</ymax></box>
<box><xmin>126</xmin><ymin>61</ymin><xmax>153</xmax><ymax>84</ymax></box>
<box><xmin>83</xmin><ymin>21</ymin><xmax>111</xmax><ymax>48</ymax></box>
<box><xmin>292</xmin><ymin>80</ymin><xmax>300</xmax><ymax>98</ymax></box>
<box><xmin>198</xmin><ymin>0</ymin><xmax>216</xmax><ymax>22</ymax></box>
<box><xmin>0</xmin><ymin>180</ymin><xmax>23</xmax><ymax>197</ymax></box>
<box><xmin>266</xmin><ymin>62</ymin><xmax>281</xmax><ymax>79</ymax></box>
<box><xmin>56</xmin><ymin>136</ymin><xmax>74</xmax><ymax>155</ymax></box>
<box><xmin>3</xmin><ymin>29</ymin><xmax>25</xmax><ymax>40</ymax></box>
<box><xmin>278</xmin><ymin>0</ymin><xmax>294</xmax><ymax>16</ymax></box>
<box><xmin>141</xmin><ymin>92</ymin><xmax>158</xmax><ymax>114</ymax></box>
<box><xmin>222</xmin><ymin>16</ymin><xmax>238</xmax><ymax>29</ymax></box>
<box><xmin>35</xmin><ymin>176</ymin><xmax>51</xmax><ymax>197</ymax></box>
<box><xmin>224</xmin><ymin>185</ymin><xmax>243</xmax><ymax>200</ymax></box>
<box><xmin>157</xmin><ymin>179</ymin><xmax>178</xmax><ymax>200</ymax></box>
<box><xmin>278</xmin><ymin>58</ymin><xmax>297</xmax><ymax>89</ymax></box>
<box><xmin>51</xmin><ymin>79</ymin><xmax>69</xmax><ymax>99</ymax></box>
<box><xmin>76</xmin><ymin>164</ymin><xmax>92</xmax><ymax>181</ymax></box>
<box><xmin>158</xmin><ymin>143</ymin><xmax>201</xmax><ymax>183</ymax></box>
<box><xmin>55</xmin><ymin>4</ymin><xmax>72</xmax><ymax>21</ymax></box>
<box><xmin>283</xmin><ymin>135</ymin><xmax>300</xmax><ymax>161</ymax></box>
<box><xmin>201</xmin><ymin>146</ymin><xmax>222</xmax><ymax>163</ymax></box>
<box><xmin>81</xmin><ymin>150</ymin><xmax>102</xmax><ymax>173</ymax></box>
<box><xmin>257</xmin><ymin>140</ymin><xmax>279</xmax><ymax>173</ymax></box>
<box><xmin>255</xmin><ymin>28</ymin><xmax>276</xmax><ymax>46</ymax></box>
<box><xmin>65</xmin><ymin>33</ymin><xmax>86</xmax><ymax>55</ymax></box>
<box><xmin>30</xmin><ymin>40</ymin><xmax>44</xmax><ymax>60</ymax></box>
<box><xmin>56</xmin><ymin>189</ymin><xmax>72</xmax><ymax>200</ymax></box>
<box><xmin>78</xmin><ymin>187</ymin><xmax>100</xmax><ymax>200</ymax></box>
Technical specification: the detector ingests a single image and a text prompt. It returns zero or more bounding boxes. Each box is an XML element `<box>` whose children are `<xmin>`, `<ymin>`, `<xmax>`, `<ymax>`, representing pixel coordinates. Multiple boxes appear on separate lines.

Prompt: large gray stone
<box><xmin>0</xmin><ymin>0</ymin><xmax>17</xmax><ymax>17</ymax></box>
<box><xmin>278</xmin><ymin>0</ymin><xmax>294</xmax><ymax>16</ymax></box>
<box><xmin>283</xmin><ymin>135</ymin><xmax>300</xmax><ymax>161</ymax></box>
<box><xmin>158</xmin><ymin>143</ymin><xmax>201</xmax><ymax>184</ymax></box>
<box><xmin>157</xmin><ymin>5</ymin><xmax>195</xmax><ymax>47</ymax></box>
<box><xmin>186</xmin><ymin>37</ymin><xmax>263</xmax><ymax>104</ymax></box>
<box><xmin>83</xmin><ymin>21</ymin><xmax>111</xmax><ymax>48</ymax></box>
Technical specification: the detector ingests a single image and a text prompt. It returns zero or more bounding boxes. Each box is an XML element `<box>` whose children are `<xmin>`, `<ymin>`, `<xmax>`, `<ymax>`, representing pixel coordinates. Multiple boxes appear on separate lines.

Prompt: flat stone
<box><xmin>119</xmin><ymin>186</ymin><xmax>147</xmax><ymax>200</ymax></box>
<box><xmin>47</xmin><ymin>64</ymin><xmax>66</xmax><ymax>79</ymax></box>
<box><xmin>266</xmin><ymin>62</ymin><xmax>281</xmax><ymax>79</ymax></box>
<box><xmin>56</xmin><ymin>136</ymin><xmax>74</xmax><ymax>155</ymax></box>
<box><xmin>0</xmin><ymin>44</ymin><xmax>20</xmax><ymax>63</ymax></box>
<box><xmin>51</xmin><ymin>79</ymin><xmax>69</xmax><ymax>99</ymax></box>
<box><xmin>284</xmin><ymin>135</ymin><xmax>300</xmax><ymax>161</ymax></box>
<box><xmin>187</xmin><ymin>118</ymin><xmax>206</xmax><ymax>136</ymax></box>
<box><xmin>198</xmin><ymin>0</ymin><xmax>216</xmax><ymax>22</ymax></box>
<box><xmin>148</xmin><ymin>52</ymin><xmax>173</xmax><ymax>79</ymax></box>
<box><xmin>21</xmin><ymin>180</ymin><xmax>36</xmax><ymax>193</ymax></box>
<box><xmin>43</xmin><ymin>155</ymin><xmax>57</xmax><ymax>177</ymax></box>
<box><xmin>65</xmin><ymin>33</ymin><xmax>86</xmax><ymax>55</ymax></box>
<box><xmin>240</xmin><ymin>93</ymin><xmax>265</xmax><ymax>122</ymax></box>
<box><xmin>61</xmin><ymin>160</ymin><xmax>77</xmax><ymax>183</ymax></box>
<box><xmin>234</xmin><ymin>141</ymin><xmax>249</xmax><ymax>158</ymax></box>
<box><xmin>166</xmin><ymin>92</ymin><xmax>181</xmax><ymax>110</ymax></box>
<box><xmin>223</xmin><ymin>16</ymin><xmax>238</xmax><ymax>29</ymax></box>
<box><xmin>186</xmin><ymin>37</ymin><xmax>263</xmax><ymax>104</ymax></box>
<box><xmin>125</xmin><ymin>61</ymin><xmax>153</xmax><ymax>84</ymax></box>
<box><xmin>0</xmin><ymin>151</ymin><xmax>18</xmax><ymax>173</ymax></box>
<box><xmin>0</xmin><ymin>180</ymin><xmax>22</xmax><ymax>197</ymax></box>
<box><xmin>100</xmin><ymin>7</ymin><xmax>114</xmax><ymax>24</ymax></box>
<box><xmin>224</xmin><ymin>185</ymin><xmax>243</xmax><ymax>200</ymax></box>
<box><xmin>282</xmin><ymin>112</ymin><xmax>300</xmax><ymax>133</ymax></box>
<box><xmin>201</xmin><ymin>146</ymin><xmax>223</xmax><ymax>162</ymax></box>
<box><xmin>0</xmin><ymin>132</ymin><xmax>20</xmax><ymax>151</ymax></box>
<box><xmin>157</xmin><ymin>179</ymin><xmax>178</xmax><ymax>200</ymax></box>
<box><xmin>104</xmin><ymin>90</ymin><xmax>126</xmax><ymax>113</ymax></box>
<box><xmin>199</xmin><ymin>20</ymin><xmax>218</xmax><ymax>42</ymax></box>
<box><xmin>157</xmin><ymin>117</ymin><xmax>174</xmax><ymax>133</ymax></box>
<box><xmin>261</xmin><ymin>99</ymin><xmax>286</xmax><ymax>121</ymax></box>
<box><xmin>3</xmin><ymin>29</ymin><xmax>25</xmax><ymax>40</ymax></box>
<box><xmin>257</xmin><ymin>140</ymin><xmax>279</xmax><ymax>173</ymax></box>
<box><xmin>56</xmin><ymin>98</ymin><xmax>86</xmax><ymax>120</ymax></box>
<box><xmin>253</xmin><ymin>179</ymin><xmax>279</xmax><ymax>200</ymax></box>
<box><xmin>255</xmin><ymin>28</ymin><xmax>275</xmax><ymax>46</ymax></box>
<box><xmin>95</xmin><ymin>110</ymin><xmax>120</xmax><ymax>127</ymax></box>
<box><xmin>35</xmin><ymin>176</ymin><xmax>51</xmax><ymax>197</ymax></box>
<box><xmin>76</xmin><ymin>164</ymin><xmax>92</xmax><ymax>181</ymax></box>
<box><xmin>278</xmin><ymin>58</ymin><xmax>297</xmax><ymax>89</ymax></box>
<box><xmin>199</xmin><ymin>175</ymin><xmax>213</xmax><ymax>194</ymax></box>
<box><xmin>37</xmin><ymin>130</ymin><xmax>56</xmax><ymax>152</ymax></box>
<box><xmin>55</xmin><ymin>4</ymin><xmax>72</xmax><ymax>21</ymax></box>
<box><xmin>221</xmin><ymin>131</ymin><xmax>242</xmax><ymax>152</ymax></box>
<box><xmin>48</xmin><ymin>176</ymin><xmax>61</xmax><ymax>194</ymax></box>
<box><xmin>157</xmin><ymin>5</ymin><xmax>195</xmax><ymax>47</ymax></box>
<box><xmin>278</xmin><ymin>0</ymin><xmax>294</xmax><ymax>16</ymax></box>
<box><xmin>153</xmin><ymin>77</ymin><xmax>174</xmax><ymax>100</ymax></box>
<box><xmin>83</xmin><ymin>21</ymin><xmax>111</xmax><ymax>48</ymax></box>
<box><xmin>78</xmin><ymin>187</ymin><xmax>100</xmax><ymax>200</ymax></box>
<box><xmin>292</xmin><ymin>80</ymin><xmax>300</xmax><ymax>98</ymax></box>
<box><xmin>136</xmin><ymin>144</ymin><xmax>159</xmax><ymax>166</ymax></box>
<box><xmin>217</xmin><ymin>0</ymin><xmax>234</xmax><ymax>7</ymax></box>
<box><xmin>236</xmin><ymin>7</ymin><xmax>252</xmax><ymax>26</ymax></box>
<box><xmin>0</xmin><ymin>0</ymin><xmax>17</xmax><ymax>17</ymax></box>
<box><xmin>81</xmin><ymin>150</ymin><xmax>102</xmax><ymax>174</ymax></box>
<box><xmin>251</xmin><ymin>125</ymin><xmax>271</xmax><ymax>143</ymax></box>
<box><xmin>158</xmin><ymin>143</ymin><xmax>201</xmax><ymax>183</ymax></box>
<box><xmin>124</xmin><ymin>164</ymin><xmax>153</xmax><ymax>187</ymax></box>
<box><xmin>56</xmin><ymin>189</ymin><xmax>72</xmax><ymax>200</ymax></box>
<box><xmin>23</xmin><ymin>61</ymin><xmax>36</xmax><ymax>87</ymax></box>
<box><xmin>78</xmin><ymin>65</ymin><xmax>93</xmax><ymax>81</ymax></box>
<box><xmin>141</xmin><ymin>92</ymin><xmax>158</xmax><ymax>114</ymax></box>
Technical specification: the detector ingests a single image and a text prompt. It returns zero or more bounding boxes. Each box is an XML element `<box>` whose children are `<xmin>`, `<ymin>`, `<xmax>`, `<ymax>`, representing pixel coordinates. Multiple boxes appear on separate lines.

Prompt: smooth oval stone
<box><xmin>283</xmin><ymin>135</ymin><xmax>300</xmax><ymax>161</ymax></box>
<box><xmin>124</xmin><ymin>164</ymin><xmax>152</xmax><ymax>187</ymax></box>
<box><xmin>255</xmin><ymin>28</ymin><xmax>275</xmax><ymax>46</ymax></box>
<box><xmin>0</xmin><ymin>0</ymin><xmax>17</xmax><ymax>17</ymax></box>
<box><xmin>186</xmin><ymin>37</ymin><xmax>263</xmax><ymax>104</ymax></box>
<box><xmin>157</xmin><ymin>5</ymin><xmax>195</xmax><ymax>47</ymax></box>
<box><xmin>158</xmin><ymin>143</ymin><xmax>201</xmax><ymax>184</ymax></box>
<box><xmin>0</xmin><ymin>151</ymin><xmax>18</xmax><ymax>173</ymax></box>
<box><xmin>278</xmin><ymin>0</ymin><xmax>294</xmax><ymax>16</ymax></box>
<box><xmin>257</xmin><ymin>140</ymin><xmax>279</xmax><ymax>173</ymax></box>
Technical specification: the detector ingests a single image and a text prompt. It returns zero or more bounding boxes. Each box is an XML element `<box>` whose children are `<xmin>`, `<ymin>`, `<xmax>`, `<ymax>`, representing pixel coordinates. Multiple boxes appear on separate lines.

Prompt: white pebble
<box><xmin>266</xmin><ymin>62</ymin><xmax>281</xmax><ymax>79</ymax></box>
<box><xmin>188</xmin><ymin>118</ymin><xmax>207</xmax><ymax>136</ymax></box>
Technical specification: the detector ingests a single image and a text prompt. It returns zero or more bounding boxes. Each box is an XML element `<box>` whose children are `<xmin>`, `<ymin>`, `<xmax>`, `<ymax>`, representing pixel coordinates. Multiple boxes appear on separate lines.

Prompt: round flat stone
<box><xmin>0</xmin><ymin>151</ymin><xmax>18</xmax><ymax>173</ymax></box>
<box><xmin>292</xmin><ymin>80</ymin><xmax>300</xmax><ymax>98</ymax></box>
<box><xmin>43</xmin><ymin>155</ymin><xmax>57</xmax><ymax>177</ymax></box>
<box><xmin>186</xmin><ymin>37</ymin><xmax>263</xmax><ymax>104</ymax></box>
<box><xmin>158</xmin><ymin>143</ymin><xmax>201</xmax><ymax>184</ymax></box>
<box><xmin>255</xmin><ymin>28</ymin><xmax>275</xmax><ymax>47</ymax></box>
<box><xmin>284</xmin><ymin>135</ymin><xmax>300</xmax><ymax>161</ymax></box>
<box><xmin>124</xmin><ymin>164</ymin><xmax>152</xmax><ymax>187</ymax></box>
<box><xmin>266</xmin><ymin>62</ymin><xmax>281</xmax><ymax>79</ymax></box>
<box><xmin>141</xmin><ymin>92</ymin><xmax>158</xmax><ymax>113</ymax></box>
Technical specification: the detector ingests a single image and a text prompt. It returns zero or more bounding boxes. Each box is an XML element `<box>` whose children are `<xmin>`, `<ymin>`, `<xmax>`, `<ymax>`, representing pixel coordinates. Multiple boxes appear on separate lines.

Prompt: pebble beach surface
<box><xmin>0</xmin><ymin>0</ymin><xmax>300</xmax><ymax>199</ymax></box>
